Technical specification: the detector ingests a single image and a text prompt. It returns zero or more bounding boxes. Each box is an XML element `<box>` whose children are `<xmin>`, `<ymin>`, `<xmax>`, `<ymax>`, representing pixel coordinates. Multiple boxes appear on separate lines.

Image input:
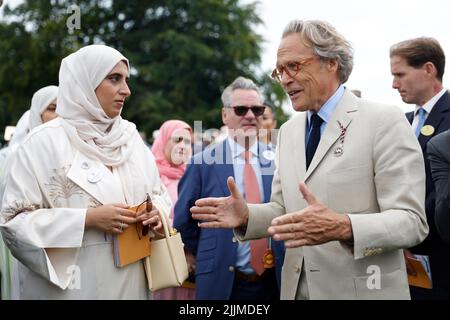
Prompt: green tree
<box><xmin>0</xmin><ymin>0</ymin><xmax>288</xmax><ymax>145</ymax></box>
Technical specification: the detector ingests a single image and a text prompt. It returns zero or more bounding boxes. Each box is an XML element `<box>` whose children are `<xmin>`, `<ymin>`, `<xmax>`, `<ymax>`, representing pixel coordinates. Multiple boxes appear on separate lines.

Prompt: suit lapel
<box><xmin>418</xmin><ymin>91</ymin><xmax>450</xmax><ymax>149</ymax></box>
<box><xmin>211</xmin><ymin>141</ymin><xmax>234</xmax><ymax>196</ymax></box>
<box><xmin>293</xmin><ymin>113</ymin><xmax>308</xmax><ymax>182</ymax></box>
<box><xmin>67</xmin><ymin>151</ymin><xmax>126</xmax><ymax>205</ymax></box>
<box><xmin>406</xmin><ymin>111</ymin><xmax>414</xmax><ymax>124</ymax></box>
<box><xmin>304</xmin><ymin>90</ymin><xmax>357</xmax><ymax>181</ymax></box>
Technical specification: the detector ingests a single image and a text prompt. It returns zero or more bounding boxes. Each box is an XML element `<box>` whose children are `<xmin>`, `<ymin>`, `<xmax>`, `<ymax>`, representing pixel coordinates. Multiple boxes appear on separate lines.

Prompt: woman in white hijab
<box><xmin>0</xmin><ymin>86</ymin><xmax>58</xmax><ymax>177</ymax></box>
<box><xmin>4</xmin><ymin>86</ymin><xmax>58</xmax><ymax>155</ymax></box>
<box><xmin>0</xmin><ymin>85</ymin><xmax>58</xmax><ymax>300</ymax></box>
<box><xmin>28</xmin><ymin>85</ymin><xmax>59</xmax><ymax>133</ymax></box>
<box><xmin>0</xmin><ymin>45</ymin><xmax>169</xmax><ymax>299</ymax></box>
<box><xmin>0</xmin><ymin>111</ymin><xmax>29</xmax><ymax>181</ymax></box>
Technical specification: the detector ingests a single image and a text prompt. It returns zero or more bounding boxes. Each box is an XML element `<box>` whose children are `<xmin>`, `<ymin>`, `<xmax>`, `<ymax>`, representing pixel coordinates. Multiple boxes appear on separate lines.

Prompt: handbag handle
<box><xmin>151</xmin><ymin>197</ymin><xmax>175</xmax><ymax>239</ymax></box>
<box><xmin>151</xmin><ymin>199</ymin><xmax>187</xmax><ymax>276</ymax></box>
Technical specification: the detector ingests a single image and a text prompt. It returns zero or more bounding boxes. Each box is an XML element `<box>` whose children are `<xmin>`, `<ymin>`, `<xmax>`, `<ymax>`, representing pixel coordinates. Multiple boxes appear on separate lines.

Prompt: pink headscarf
<box><xmin>151</xmin><ymin>120</ymin><xmax>192</xmax><ymax>183</ymax></box>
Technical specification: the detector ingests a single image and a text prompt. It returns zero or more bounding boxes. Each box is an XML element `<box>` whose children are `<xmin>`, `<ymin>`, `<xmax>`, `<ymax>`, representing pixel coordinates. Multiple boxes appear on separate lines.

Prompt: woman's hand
<box><xmin>136</xmin><ymin>207</ymin><xmax>163</xmax><ymax>233</ymax></box>
<box><xmin>85</xmin><ymin>203</ymin><xmax>137</xmax><ymax>234</ymax></box>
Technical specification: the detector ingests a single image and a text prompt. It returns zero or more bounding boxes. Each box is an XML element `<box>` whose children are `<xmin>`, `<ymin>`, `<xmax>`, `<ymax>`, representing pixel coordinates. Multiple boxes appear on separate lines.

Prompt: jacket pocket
<box><xmin>197</xmin><ymin>235</ymin><xmax>217</xmax><ymax>252</ymax></box>
<box><xmin>353</xmin><ymin>268</ymin><xmax>409</xmax><ymax>300</ymax></box>
<box><xmin>327</xmin><ymin>165</ymin><xmax>371</xmax><ymax>213</ymax></box>
<box><xmin>195</xmin><ymin>258</ymin><xmax>214</xmax><ymax>275</ymax></box>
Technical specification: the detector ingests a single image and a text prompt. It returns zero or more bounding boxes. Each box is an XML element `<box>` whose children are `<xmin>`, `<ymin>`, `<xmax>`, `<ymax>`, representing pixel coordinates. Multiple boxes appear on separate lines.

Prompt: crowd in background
<box><xmin>0</xmin><ymin>18</ymin><xmax>450</xmax><ymax>301</ymax></box>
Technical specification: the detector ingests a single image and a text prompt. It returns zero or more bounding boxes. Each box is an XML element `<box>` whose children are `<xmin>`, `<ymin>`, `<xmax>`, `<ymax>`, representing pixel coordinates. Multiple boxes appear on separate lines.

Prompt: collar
<box><xmin>307</xmin><ymin>84</ymin><xmax>345</xmax><ymax>124</ymax></box>
<box><xmin>415</xmin><ymin>88</ymin><xmax>447</xmax><ymax>115</ymax></box>
<box><xmin>227</xmin><ymin>136</ymin><xmax>258</xmax><ymax>160</ymax></box>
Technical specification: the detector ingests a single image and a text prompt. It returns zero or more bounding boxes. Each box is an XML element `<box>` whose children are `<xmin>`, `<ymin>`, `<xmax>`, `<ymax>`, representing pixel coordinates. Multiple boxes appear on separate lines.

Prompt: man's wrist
<box><xmin>237</xmin><ymin>206</ymin><xmax>250</xmax><ymax>234</ymax></box>
<box><xmin>242</xmin><ymin>206</ymin><xmax>249</xmax><ymax>226</ymax></box>
<box><xmin>338</xmin><ymin>213</ymin><xmax>353</xmax><ymax>242</ymax></box>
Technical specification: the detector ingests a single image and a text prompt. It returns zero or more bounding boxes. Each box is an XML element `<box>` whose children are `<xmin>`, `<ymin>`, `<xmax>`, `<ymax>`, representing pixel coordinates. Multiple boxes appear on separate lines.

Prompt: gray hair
<box><xmin>221</xmin><ymin>76</ymin><xmax>264</xmax><ymax>107</ymax></box>
<box><xmin>282</xmin><ymin>20</ymin><xmax>354</xmax><ymax>83</ymax></box>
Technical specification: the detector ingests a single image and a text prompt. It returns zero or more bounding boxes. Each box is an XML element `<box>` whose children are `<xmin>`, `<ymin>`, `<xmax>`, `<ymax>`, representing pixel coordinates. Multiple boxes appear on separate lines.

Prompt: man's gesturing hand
<box><xmin>268</xmin><ymin>182</ymin><xmax>353</xmax><ymax>248</ymax></box>
<box><xmin>190</xmin><ymin>177</ymin><xmax>249</xmax><ymax>228</ymax></box>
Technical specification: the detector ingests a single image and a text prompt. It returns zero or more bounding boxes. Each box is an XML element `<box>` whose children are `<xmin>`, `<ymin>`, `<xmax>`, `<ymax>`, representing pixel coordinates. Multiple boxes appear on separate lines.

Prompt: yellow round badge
<box><xmin>421</xmin><ymin>125</ymin><xmax>435</xmax><ymax>136</ymax></box>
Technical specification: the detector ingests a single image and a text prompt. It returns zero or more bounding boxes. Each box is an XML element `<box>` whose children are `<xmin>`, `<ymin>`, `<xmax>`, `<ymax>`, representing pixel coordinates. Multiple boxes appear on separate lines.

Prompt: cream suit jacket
<box><xmin>237</xmin><ymin>90</ymin><xmax>428</xmax><ymax>300</ymax></box>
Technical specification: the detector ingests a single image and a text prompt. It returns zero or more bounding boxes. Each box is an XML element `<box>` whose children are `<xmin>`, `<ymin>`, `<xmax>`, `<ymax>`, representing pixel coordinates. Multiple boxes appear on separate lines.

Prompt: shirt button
<box><xmin>294</xmin><ymin>264</ymin><xmax>300</xmax><ymax>273</ymax></box>
<box><xmin>228</xmin><ymin>266</ymin><xmax>235</xmax><ymax>272</ymax></box>
<box><xmin>81</xmin><ymin>162</ymin><xmax>90</xmax><ymax>170</ymax></box>
<box><xmin>232</xmin><ymin>237</ymin><xmax>237</xmax><ymax>243</ymax></box>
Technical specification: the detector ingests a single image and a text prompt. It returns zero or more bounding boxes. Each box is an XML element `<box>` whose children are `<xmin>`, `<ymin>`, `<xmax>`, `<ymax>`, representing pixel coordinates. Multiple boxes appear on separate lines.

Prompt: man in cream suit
<box><xmin>190</xmin><ymin>19</ymin><xmax>429</xmax><ymax>299</ymax></box>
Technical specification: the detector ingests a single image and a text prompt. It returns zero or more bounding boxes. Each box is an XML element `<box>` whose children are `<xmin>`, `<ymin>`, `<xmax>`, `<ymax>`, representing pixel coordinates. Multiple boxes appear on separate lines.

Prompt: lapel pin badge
<box><xmin>420</xmin><ymin>125</ymin><xmax>435</xmax><ymax>137</ymax></box>
<box><xmin>334</xmin><ymin>120</ymin><xmax>347</xmax><ymax>157</ymax></box>
<box><xmin>87</xmin><ymin>168</ymin><xmax>104</xmax><ymax>183</ymax></box>
<box><xmin>262</xmin><ymin>149</ymin><xmax>276</xmax><ymax>161</ymax></box>
<box><xmin>334</xmin><ymin>145</ymin><xmax>344</xmax><ymax>157</ymax></box>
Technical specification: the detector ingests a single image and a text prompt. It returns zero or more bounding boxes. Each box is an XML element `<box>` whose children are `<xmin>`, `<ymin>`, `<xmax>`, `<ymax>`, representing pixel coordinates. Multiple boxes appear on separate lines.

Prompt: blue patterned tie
<box><xmin>415</xmin><ymin>108</ymin><xmax>427</xmax><ymax>137</ymax></box>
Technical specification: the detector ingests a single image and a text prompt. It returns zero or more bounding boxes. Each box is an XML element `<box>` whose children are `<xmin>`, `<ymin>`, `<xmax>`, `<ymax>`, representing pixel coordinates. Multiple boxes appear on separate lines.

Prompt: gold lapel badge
<box><xmin>420</xmin><ymin>125</ymin><xmax>435</xmax><ymax>136</ymax></box>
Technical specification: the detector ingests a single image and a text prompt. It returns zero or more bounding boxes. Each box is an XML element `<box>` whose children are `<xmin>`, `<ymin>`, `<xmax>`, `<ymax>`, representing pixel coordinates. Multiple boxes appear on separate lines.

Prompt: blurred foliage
<box><xmin>0</xmin><ymin>0</ymin><xmax>288</xmax><ymax>145</ymax></box>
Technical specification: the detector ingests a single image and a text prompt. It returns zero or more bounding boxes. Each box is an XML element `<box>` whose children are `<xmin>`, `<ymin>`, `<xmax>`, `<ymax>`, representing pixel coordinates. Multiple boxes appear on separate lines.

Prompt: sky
<box><xmin>2</xmin><ymin>0</ymin><xmax>450</xmax><ymax>114</ymax></box>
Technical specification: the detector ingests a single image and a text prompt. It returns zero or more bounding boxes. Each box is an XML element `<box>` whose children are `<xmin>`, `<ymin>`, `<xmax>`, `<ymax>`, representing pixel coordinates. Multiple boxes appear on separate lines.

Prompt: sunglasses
<box><xmin>133</xmin><ymin>193</ymin><xmax>152</xmax><ymax>240</ymax></box>
<box><xmin>229</xmin><ymin>105</ymin><xmax>266</xmax><ymax>117</ymax></box>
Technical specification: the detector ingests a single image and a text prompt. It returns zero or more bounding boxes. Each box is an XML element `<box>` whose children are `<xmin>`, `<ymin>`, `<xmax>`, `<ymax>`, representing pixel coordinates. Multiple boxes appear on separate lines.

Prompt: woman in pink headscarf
<box><xmin>151</xmin><ymin>120</ymin><xmax>195</xmax><ymax>300</ymax></box>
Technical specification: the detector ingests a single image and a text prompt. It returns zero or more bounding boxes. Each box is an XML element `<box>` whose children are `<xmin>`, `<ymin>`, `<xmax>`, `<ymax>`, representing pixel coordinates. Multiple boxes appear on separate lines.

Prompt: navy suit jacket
<box><xmin>427</xmin><ymin>129</ymin><xmax>450</xmax><ymax>245</ymax></box>
<box><xmin>174</xmin><ymin>140</ymin><xmax>284</xmax><ymax>300</ymax></box>
<box><xmin>406</xmin><ymin>91</ymin><xmax>450</xmax><ymax>291</ymax></box>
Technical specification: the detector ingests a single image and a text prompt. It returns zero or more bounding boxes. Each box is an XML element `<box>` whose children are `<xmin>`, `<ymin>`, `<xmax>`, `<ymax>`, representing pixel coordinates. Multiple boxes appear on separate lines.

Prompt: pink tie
<box><xmin>243</xmin><ymin>151</ymin><xmax>267</xmax><ymax>275</ymax></box>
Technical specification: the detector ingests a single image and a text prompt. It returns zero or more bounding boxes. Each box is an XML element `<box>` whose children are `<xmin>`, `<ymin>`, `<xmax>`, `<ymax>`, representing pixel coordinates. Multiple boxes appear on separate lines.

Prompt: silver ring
<box><xmin>119</xmin><ymin>222</ymin><xmax>124</xmax><ymax>231</ymax></box>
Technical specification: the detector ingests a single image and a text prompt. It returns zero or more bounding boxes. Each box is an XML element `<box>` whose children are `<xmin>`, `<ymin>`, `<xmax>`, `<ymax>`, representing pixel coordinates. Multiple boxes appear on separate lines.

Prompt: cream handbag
<box><xmin>143</xmin><ymin>198</ymin><xmax>189</xmax><ymax>292</ymax></box>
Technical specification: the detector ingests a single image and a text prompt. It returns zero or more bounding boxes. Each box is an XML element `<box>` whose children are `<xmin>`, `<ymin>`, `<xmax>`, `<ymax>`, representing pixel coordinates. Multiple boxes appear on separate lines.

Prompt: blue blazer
<box><xmin>174</xmin><ymin>140</ymin><xmax>284</xmax><ymax>300</ymax></box>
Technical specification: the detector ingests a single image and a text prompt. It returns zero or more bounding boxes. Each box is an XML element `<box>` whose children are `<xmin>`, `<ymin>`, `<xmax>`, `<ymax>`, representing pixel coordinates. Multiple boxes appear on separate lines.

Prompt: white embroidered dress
<box><xmin>0</xmin><ymin>118</ymin><xmax>169</xmax><ymax>299</ymax></box>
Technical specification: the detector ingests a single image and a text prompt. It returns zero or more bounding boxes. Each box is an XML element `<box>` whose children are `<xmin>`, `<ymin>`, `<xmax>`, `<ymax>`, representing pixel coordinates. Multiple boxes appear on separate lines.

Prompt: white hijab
<box><xmin>57</xmin><ymin>45</ymin><xmax>141</xmax><ymax>203</ymax></box>
<box><xmin>8</xmin><ymin>110</ymin><xmax>31</xmax><ymax>150</ymax></box>
<box><xmin>28</xmin><ymin>85</ymin><xmax>58</xmax><ymax>131</ymax></box>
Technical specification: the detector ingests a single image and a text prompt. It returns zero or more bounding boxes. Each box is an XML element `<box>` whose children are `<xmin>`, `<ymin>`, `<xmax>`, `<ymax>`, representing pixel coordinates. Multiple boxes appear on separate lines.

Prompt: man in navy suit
<box><xmin>174</xmin><ymin>76</ymin><xmax>284</xmax><ymax>300</ymax></box>
<box><xmin>391</xmin><ymin>37</ymin><xmax>450</xmax><ymax>299</ymax></box>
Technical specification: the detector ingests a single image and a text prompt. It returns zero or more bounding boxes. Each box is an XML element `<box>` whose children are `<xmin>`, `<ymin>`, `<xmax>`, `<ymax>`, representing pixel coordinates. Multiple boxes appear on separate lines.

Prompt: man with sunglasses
<box><xmin>174</xmin><ymin>76</ymin><xmax>284</xmax><ymax>300</ymax></box>
<box><xmin>190</xmin><ymin>20</ymin><xmax>428</xmax><ymax>300</ymax></box>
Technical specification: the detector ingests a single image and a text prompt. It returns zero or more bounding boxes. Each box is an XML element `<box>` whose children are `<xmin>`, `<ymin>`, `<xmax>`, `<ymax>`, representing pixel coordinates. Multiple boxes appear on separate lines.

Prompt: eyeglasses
<box><xmin>133</xmin><ymin>193</ymin><xmax>152</xmax><ymax>240</ymax></box>
<box><xmin>271</xmin><ymin>56</ymin><xmax>316</xmax><ymax>83</ymax></box>
<box><xmin>228</xmin><ymin>105</ymin><xmax>266</xmax><ymax>117</ymax></box>
<box><xmin>171</xmin><ymin>136</ymin><xmax>192</xmax><ymax>145</ymax></box>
